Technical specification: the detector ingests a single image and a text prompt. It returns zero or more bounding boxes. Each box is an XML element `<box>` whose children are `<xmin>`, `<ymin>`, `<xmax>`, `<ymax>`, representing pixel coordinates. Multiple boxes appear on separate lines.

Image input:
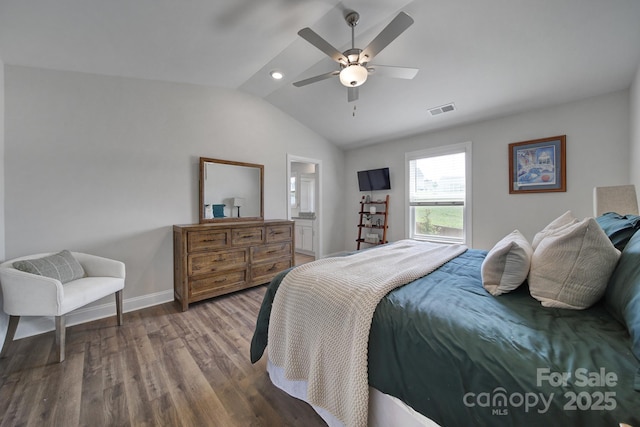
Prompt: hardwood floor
<box><xmin>294</xmin><ymin>252</ymin><xmax>315</xmax><ymax>266</ymax></box>
<box><xmin>0</xmin><ymin>286</ymin><xmax>326</xmax><ymax>427</ymax></box>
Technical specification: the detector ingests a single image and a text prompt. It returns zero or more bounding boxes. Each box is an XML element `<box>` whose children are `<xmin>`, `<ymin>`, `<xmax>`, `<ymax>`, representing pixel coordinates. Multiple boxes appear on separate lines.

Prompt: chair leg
<box><xmin>55</xmin><ymin>315</ymin><xmax>66</xmax><ymax>363</ymax></box>
<box><xmin>115</xmin><ymin>290</ymin><xmax>123</xmax><ymax>326</ymax></box>
<box><xmin>0</xmin><ymin>315</ymin><xmax>20</xmax><ymax>359</ymax></box>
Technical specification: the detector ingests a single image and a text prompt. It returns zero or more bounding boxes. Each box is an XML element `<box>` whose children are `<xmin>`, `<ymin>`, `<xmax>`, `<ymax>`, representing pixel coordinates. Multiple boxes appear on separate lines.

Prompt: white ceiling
<box><xmin>1</xmin><ymin>0</ymin><xmax>640</xmax><ymax>149</ymax></box>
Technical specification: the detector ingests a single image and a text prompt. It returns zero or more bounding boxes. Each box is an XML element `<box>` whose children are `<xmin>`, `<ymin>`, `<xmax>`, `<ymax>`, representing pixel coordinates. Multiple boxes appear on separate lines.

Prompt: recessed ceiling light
<box><xmin>270</xmin><ymin>70</ymin><xmax>284</xmax><ymax>80</ymax></box>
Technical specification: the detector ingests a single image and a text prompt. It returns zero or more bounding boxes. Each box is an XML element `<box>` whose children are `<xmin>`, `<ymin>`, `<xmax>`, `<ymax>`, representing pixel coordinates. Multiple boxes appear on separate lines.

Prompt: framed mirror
<box><xmin>199</xmin><ymin>157</ymin><xmax>264</xmax><ymax>223</ymax></box>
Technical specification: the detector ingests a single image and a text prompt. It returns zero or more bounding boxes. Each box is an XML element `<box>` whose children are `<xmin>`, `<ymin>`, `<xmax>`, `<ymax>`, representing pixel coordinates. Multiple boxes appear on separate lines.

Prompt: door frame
<box><xmin>287</xmin><ymin>154</ymin><xmax>322</xmax><ymax>258</ymax></box>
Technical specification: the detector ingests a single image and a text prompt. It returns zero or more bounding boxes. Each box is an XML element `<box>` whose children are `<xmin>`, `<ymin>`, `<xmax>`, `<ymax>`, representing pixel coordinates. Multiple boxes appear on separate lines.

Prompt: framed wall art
<box><xmin>509</xmin><ymin>135</ymin><xmax>566</xmax><ymax>194</ymax></box>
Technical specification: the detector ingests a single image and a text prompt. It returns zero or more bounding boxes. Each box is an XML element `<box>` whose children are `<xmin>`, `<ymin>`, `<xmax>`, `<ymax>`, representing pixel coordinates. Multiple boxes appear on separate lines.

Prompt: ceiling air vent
<box><xmin>428</xmin><ymin>103</ymin><xmax>456</xmax><ymax>116</ymax></box>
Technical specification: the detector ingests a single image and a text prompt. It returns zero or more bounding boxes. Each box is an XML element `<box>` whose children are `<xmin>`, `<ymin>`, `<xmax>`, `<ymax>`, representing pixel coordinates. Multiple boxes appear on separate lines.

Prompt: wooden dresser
<box><xmin>173</xmin><ymin>220</ymin><xmax>294</xmax><ymax>311</ymax></box>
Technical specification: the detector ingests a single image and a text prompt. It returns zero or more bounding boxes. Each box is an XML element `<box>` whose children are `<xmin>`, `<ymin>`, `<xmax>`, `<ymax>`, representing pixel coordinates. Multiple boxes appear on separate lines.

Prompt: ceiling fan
<box><xmin>293</xmin><ymin>11</ymin><xmax>418</xmax><ymax>102</ymax></box>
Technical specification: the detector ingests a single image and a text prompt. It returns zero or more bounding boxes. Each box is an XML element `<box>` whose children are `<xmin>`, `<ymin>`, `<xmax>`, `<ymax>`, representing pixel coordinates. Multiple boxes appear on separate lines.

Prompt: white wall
<box><xmin>345</xmin><ymin>90</ymin><xmax>630</xmax><ymax>251</ymax></box>
<box><xmin>0</xmin><ymin>60</ymin><xmax>5</xmax><ymax>261</ymax></box>
<box><xmin>3</xmin><ymin>65</ymin><xmax>345</xmax><ymax>337</ymax></box>
<box><xmin>0</xmin><ymin>59</ymin><xmax>7</xmax><ymax>346</ymax></box>
<box><xmin>630</xmin><ymin>64</ymin><xmax>640</xmax><ymax>190</ymax></box>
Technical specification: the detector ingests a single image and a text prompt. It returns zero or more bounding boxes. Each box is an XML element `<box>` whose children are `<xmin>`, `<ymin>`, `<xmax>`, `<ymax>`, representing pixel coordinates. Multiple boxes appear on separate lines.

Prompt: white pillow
<box><xmin>531</xmin><ymin>210</ymin><xmax>578</xmax><ymax>250</ymax></box>
<box><xmin>529</xmin><ymin>217</ymin><xmax>621</xmax><ymax>309</ymax></box>
<box><xmin>482</xmin><ymin>230</ymin><xmax>533</xmax><ymax>296</ymax></box>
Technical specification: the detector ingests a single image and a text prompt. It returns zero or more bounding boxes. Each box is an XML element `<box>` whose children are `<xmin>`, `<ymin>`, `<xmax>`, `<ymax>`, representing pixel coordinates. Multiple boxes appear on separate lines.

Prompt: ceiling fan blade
<box><xmin>348</xmin><ymin>87</ymin><xmax>359</xmax><ymax>103</ymax></box>
<box><xmin>298</xmin><ymin>28</ymin><xmax>347</xmax><ymax>64</ymax></box>
<box><xmin>293</xmin><ymin>70</ymin><xmax>339</xmax><ymax>87</ymax></box>
<box><xmin>360</xmin><ymin>12</ymin><xmax>414</xmax><ymax>63</ymax></box>
<box><xmin>367</xmin><ymin>65</ymin><xmax>418</xmax><ymax>79</ymax></box>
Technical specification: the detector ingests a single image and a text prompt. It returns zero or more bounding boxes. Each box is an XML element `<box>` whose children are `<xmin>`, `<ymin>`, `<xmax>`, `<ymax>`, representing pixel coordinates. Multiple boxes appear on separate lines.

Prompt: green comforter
<box><xmin>251</xmin><ymin>249</ymin><xmax>640</xmax><ymax>426</ymax></box>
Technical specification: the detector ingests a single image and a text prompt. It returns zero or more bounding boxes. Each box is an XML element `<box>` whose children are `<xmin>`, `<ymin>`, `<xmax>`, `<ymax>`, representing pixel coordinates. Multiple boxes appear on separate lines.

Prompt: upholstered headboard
<box><xmin>593</xmin><ymin>185</ymin><xmax>639</xmax><ymax>216</ymax></box>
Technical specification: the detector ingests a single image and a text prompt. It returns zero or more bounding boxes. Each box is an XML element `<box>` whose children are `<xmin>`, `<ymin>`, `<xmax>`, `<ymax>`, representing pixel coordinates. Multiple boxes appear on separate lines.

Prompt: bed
<box><xmin>250</xmin><ymin>195</ymin><xmax>640</xmax><ymax>426</ymax></box>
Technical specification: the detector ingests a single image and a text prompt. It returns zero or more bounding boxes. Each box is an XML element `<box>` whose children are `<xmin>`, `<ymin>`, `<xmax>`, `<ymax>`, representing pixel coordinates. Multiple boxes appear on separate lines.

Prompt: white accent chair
<box><xmin>0</xmin><ymin>252</ymin><xmax>125</xmax><ymax>362</ymax></box>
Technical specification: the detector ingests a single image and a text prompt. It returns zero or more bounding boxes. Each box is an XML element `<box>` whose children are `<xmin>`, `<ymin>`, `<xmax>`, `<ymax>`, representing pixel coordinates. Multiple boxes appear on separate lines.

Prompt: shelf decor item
<box><xmin>509</xmin><ymin>135</ymin><xmax>566</xmax><ymax>194</ymax></box>
<box><xmin>365</xmin><ymin>233</ymin><xmax>379</xmax><ymax>244</ymax></box>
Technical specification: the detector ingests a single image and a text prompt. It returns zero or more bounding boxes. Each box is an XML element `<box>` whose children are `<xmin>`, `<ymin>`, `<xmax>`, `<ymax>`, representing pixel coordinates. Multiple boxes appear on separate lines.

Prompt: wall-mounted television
<box><xmin>357</xmin><ymin>167</ymin><xmax>391</xmax><ymax>191</ymax></box>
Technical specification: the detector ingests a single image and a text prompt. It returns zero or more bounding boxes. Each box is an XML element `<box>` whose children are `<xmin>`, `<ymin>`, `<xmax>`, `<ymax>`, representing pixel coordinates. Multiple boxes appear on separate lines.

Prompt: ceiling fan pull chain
<box><xmin>353</xmin><ymin>105</ymin><xmax>357</xmax><ymax>117</ymax></box>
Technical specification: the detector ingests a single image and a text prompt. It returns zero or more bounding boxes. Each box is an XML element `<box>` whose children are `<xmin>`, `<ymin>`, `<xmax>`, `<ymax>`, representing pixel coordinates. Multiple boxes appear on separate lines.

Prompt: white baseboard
<box><xmin>12</xmin><ymin>289</ymin><xmax>175</xmax><ymax>340</ymax></box>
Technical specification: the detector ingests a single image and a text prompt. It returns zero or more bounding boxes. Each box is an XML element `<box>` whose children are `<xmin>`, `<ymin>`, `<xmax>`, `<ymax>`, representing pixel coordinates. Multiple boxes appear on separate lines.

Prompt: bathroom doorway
<box><xmin>287</xmin><ymin>154</ymin><xmax>321</xmax><ymax>263</ymax></box>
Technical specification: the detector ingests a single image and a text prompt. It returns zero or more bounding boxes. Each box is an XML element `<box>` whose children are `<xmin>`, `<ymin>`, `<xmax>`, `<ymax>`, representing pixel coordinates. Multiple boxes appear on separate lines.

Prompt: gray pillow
<box><xmin>13</xmin><ymin>250</ymin><xmax>85</xmax><ymax>284</ymax></box>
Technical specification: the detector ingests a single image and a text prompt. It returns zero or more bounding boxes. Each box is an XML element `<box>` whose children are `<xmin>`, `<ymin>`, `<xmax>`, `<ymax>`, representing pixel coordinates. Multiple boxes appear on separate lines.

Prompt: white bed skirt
<box><xmin>267</xmin><ymin>359</ymin><xmax>440</xmax><ymax>427</ymax></box>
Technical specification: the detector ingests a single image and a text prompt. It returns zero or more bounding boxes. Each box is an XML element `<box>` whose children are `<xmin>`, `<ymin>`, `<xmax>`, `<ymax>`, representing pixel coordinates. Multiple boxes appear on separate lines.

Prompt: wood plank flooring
<box><xmin>294</xmin><ymin>252</ymin><xmax>315</xmax><ymax>266</ymax></box>
<box><xmin>0</xmin><ymin>285</ymin><xmax>326</xmax><ymax>427</ymax></box>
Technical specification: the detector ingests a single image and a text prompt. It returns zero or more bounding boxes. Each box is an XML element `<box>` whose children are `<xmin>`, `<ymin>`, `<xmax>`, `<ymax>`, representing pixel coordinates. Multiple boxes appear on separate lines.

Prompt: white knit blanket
<box><xmin>268</xmin><ymin>239</ymin><xmax>467</xmax><ymax>427</ymax></box>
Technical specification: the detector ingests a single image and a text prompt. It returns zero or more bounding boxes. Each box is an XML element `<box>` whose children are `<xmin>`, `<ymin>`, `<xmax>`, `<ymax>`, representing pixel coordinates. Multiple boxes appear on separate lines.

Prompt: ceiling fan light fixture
<box><xmin>339</xmin><ymin>64</ymin><xmax>368</xmax><ymax>87</ymax></box>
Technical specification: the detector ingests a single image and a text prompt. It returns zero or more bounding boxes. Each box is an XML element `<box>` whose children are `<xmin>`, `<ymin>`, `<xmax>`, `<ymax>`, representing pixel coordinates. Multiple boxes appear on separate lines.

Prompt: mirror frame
<box><xmin>199</xmin><ymin>157</ymin><xmax>264</xmax><ymax>224</ymax></box>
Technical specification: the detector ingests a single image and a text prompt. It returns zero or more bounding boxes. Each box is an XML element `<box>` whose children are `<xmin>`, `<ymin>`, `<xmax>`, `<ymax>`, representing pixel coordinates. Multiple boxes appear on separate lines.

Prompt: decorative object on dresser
<box><xmin>357</xmin><ymin>195</ymin><xmax>389</xmax><ymax>249</ymax></box>
<box><xmin>204</xmin><ymin>204</ymin><xmax>213</xmax><ymax>219</ymax></box>
<box><xmin>233</xmin><ymin>197</ymin><xmax>245</xmax><ymax>217</ymax></box>
<box><xmin>212</xmin><ymin>204</ymin><xmax>226</xmax><ymax>218</ymax></box>
<box><xmin>173</xmin><ymin>220</ymin><xmax>294</xmax><ymax>311</ymax></box>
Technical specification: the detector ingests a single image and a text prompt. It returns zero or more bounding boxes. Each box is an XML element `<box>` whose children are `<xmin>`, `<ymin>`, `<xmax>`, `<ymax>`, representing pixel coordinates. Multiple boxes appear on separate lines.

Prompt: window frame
<box><xmin>405</xmin><ymin>142</ymin><xmax>473</xmax><ymax>245</ymax></box>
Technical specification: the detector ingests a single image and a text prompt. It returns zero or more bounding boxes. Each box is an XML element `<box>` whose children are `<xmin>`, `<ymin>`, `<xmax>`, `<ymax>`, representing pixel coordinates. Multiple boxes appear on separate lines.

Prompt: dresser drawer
<box><xmin>251</xmin><ymin>242</ymin><xmax>292</xmax><ymax>263</ymax></box>
<box><xmin>232</xmin><ymin>227</ymin><xmax>265</xmax><ymax>246</ymax></box>
<box><xmin>266</xmin><ymin>224</ymin><xmax>293</xmax><ymax>243</ymax></box>
<box><xmin>188</xmin><ymin>248</ymin><xmax>247</xmax><ymax>276</ymax></box>
<box><xmin>251</xmin><ymin>258</ymin><xmax>293</xmax><ymax>284</ymax></box>
<box><xmin>189</xmin><ymin>270</ymin><xmax>247</xmax><ymax>300</ymax></box>
<box><xmin>187</xmin><ymin>229</ymin><xmax>230</xmax><ymax>252</ymax></box>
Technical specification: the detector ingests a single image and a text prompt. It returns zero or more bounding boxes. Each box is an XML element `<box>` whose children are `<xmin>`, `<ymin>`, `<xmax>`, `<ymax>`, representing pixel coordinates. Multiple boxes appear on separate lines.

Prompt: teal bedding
<box><xmin>251</xmin><ymin>250</ymin><xmax>640</xmax><ymax>426</ymax></box>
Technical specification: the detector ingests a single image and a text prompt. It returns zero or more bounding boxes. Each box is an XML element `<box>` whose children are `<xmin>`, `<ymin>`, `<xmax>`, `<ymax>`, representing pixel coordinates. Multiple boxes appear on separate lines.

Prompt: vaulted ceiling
<box><xmin>1</xmin><ymin>0</ymin><xmax>640</xmax><ymax>148</ymax></box>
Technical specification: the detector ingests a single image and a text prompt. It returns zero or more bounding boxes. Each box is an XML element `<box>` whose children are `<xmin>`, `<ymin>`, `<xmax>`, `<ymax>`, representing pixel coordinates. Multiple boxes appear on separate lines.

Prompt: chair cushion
<box><xmin>12</xmin><ymin>250</ymin><xmax>85</xmax><ymax>284</ymax></box>
<box><xmin>60</xmin><ymin>276</ymin><xmax>125</xmax><ymax>314</ymax></box>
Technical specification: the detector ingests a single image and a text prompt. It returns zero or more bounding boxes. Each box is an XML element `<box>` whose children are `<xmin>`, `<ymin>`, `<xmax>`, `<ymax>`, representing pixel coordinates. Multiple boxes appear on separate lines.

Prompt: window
<box><xmin>406</xmin><ymin>142</ymin><xmax>472</xmax><ymax>244</ymax></box>
<box><xmin>290</xmin><ymin>175</ymin><xmax>297</xmax><ymax>207</ymax></box>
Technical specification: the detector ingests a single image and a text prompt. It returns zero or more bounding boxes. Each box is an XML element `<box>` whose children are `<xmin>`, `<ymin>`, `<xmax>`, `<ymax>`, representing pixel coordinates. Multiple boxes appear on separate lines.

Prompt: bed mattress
<box><xmin>267</xmin><ymin>359</ymin><xmax>439</xmax><ymax>427</ymax></box>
